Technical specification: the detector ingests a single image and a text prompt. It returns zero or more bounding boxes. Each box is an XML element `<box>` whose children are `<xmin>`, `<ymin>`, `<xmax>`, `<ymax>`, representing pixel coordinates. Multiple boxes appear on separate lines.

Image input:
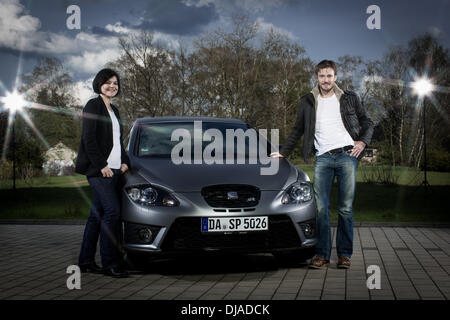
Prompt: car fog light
<box><xmin>303</xmin><ymin>224</ymin><xmax>312</xmax><ymax>235</ymax></box>
<box><xmin>138</xmin><ymin>228</ymin><xmax>153</xmax><ymax>242</ymax></box>
<box><xmin>300</xmin><ymin>222</ymin><xmax>315</xmax><ymax>238</ymax></box>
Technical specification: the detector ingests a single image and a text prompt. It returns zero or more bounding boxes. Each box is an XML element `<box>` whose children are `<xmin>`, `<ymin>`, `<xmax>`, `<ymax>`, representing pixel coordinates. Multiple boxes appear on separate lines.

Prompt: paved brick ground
<box><xmin>0</xmin><ymin>224</ymin><xmax>449</xmax><ymax>300</ymax></box>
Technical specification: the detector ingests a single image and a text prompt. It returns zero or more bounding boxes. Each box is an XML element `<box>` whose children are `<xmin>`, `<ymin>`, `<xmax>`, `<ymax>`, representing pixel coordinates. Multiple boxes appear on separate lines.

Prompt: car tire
<box><xmin>272</xmin><ymin>247</ymin><xmax>315</xmax><ymax>266</ymax></box>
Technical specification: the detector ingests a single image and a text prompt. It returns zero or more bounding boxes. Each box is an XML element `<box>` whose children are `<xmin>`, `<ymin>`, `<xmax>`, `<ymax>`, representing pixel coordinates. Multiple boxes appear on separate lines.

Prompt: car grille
<box><xmin>201</xmin><ymin>184</ymin><xmax>260</xmax><ymax>208</ymax></box>
<box><xmin>160</xmin><ymin>215</ymin><xmax>301</xmax><ymax>251</ymax></box>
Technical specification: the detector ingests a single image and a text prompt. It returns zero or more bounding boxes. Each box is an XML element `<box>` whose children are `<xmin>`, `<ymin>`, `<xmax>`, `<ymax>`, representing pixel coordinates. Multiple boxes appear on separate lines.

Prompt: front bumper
<box><xmin>121</xmin><ymin>190</ymin><xmax>318</xmax><ymax>255</ymax></box>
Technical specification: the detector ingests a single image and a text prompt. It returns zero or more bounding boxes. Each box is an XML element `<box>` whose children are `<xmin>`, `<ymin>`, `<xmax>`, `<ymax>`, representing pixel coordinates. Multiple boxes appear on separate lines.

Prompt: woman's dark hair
<box><xmin>92</xmin><ymin>68</ymin><xmax>121</xmax><ymax>96</ymax></box>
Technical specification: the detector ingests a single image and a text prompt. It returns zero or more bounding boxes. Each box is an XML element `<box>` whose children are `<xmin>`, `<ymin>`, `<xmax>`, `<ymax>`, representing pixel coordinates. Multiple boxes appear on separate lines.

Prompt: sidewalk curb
<box><xmin>1</xmin><ymin>219</ymin><xmax>450</xmax><ymax>228</ymax></box>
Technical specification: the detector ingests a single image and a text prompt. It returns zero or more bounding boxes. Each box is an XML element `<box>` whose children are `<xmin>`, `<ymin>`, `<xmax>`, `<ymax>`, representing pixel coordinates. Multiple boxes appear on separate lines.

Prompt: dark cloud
<box><xmin>137</xmin><ymin>1</ymin><xmax>219</xmax><ymax>35</ymax></box>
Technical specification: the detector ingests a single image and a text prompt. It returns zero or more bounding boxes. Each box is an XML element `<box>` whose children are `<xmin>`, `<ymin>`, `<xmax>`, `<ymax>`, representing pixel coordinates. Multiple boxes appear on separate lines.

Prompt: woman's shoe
<box><xmin>79</xmin><ymin>262</ymin><xmax>103</xmax><ymax>274</ymax></box>
<box><xmin>103</xmin><ymin>267</ymin><xmax>129</xmax><ymax>278</ymax></box>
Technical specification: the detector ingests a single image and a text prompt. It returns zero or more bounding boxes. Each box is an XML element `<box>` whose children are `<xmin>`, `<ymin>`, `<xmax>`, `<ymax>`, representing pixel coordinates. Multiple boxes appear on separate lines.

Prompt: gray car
<box><xmin>120</xmin><ymin>117</ymin><xmax>317</xmax><ymax>266</ymax></box>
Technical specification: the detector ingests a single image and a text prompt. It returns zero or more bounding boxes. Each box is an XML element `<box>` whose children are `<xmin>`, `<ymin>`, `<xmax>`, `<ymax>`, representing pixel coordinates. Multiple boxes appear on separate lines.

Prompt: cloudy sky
<box><xmin>0</xmin><ymin>0</ymin><xmax>449</xmax><ymax>104</ymax></box>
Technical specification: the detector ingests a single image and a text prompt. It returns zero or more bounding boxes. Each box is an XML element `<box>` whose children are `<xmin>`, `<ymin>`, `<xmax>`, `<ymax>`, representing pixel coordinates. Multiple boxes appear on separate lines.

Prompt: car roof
<box><xmin>135</xmin><ymin>116</ymin><xmax>247</xmax><ymax>124</ymax></box>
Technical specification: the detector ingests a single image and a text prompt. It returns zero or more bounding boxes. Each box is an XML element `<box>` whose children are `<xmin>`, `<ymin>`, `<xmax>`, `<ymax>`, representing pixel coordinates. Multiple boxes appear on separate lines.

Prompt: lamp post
<box><xmin>411</xmin><ymin>77</ymin><xmax>434</xmax><ymax>195</ymax></box>
<box><xmin>12</xmin><ymin>115</ymin><xmax>16</xmax><ymax>191</ymax></box>
<box><xmin>1</xmin><ymin>90</ymin><xmax>26</xmax><ymax>191</ymax></box>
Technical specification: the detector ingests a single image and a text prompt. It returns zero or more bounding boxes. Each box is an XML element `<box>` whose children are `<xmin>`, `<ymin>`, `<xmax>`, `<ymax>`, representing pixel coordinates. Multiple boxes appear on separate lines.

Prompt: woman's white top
<box><xmin>106</xmin><ymin>108</ymin><xmax>122</xmax><ymax>169</ymax></box>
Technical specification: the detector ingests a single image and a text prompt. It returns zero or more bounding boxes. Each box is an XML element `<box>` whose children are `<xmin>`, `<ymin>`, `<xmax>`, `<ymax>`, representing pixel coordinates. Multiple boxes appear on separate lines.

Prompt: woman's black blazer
<box><xmin>75</xmin><ymin>96</ymin><xmax>131</xmax><ymax>177</ymax></box>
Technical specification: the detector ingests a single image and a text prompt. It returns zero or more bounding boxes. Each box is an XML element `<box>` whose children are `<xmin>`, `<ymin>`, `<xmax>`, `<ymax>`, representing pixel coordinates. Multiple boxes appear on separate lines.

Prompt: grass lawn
<box><xmin>0</xmin><ymin>174</ymin><xmax>91</xmax><ymax>220</ymax></box>
<box><xmin>0</xmin><ymin>174</ymin><xmax>89</xmax><ymax>189</ymax></box>
<box><xmin>0</xmin><ymin>166</ymin><xmax>449</xmax><ymax>222</ymax></box>
<box><xmin>294</xmin><ymin>163</ymin><xmax>450</xmax><ymax>222</ymax></box>
<box><xmin>292</xmin><ymin>163</ymin><xmax>450</xmax><ymax>186</ymax></box>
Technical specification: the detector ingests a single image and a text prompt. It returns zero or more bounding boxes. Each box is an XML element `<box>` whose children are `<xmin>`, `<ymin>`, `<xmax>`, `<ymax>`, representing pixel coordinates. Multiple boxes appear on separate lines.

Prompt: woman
<box><xmin>75</xmin><ymin>68</ymin><xmax>130</xmax><ymax>278</ymax></box>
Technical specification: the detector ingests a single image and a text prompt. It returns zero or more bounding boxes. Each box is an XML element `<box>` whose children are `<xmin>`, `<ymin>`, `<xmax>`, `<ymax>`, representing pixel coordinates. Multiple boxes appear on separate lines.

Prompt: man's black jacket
<box><xmin>75</xmin><ymin>96</ymin><xmax>131</xmax><ymax>177</ymax></box>
<box><xmin>280</xmin><ymin>85</ymin><xmax>374</xmax><ymax>163</ymax></box>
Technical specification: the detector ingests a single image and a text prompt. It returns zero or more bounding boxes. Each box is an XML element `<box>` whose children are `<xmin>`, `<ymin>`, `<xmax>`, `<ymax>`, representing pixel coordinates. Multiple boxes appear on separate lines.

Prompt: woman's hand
<box><xmin>101</xmin><ymin>166</ymin><xmax>114</xmax><ymax>178</ymax></box>
<box><xmin>120</xmin><ymin>163</ymin><xmax>129</xmax><ymax>174</ymax></box>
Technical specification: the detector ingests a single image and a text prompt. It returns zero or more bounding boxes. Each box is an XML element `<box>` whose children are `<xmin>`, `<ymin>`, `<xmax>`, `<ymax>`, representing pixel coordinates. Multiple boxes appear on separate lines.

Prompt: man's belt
<box><xmin>326</xmin><ymin>145</ymin><xmax>353</xmax><ymax>155</ymax></box>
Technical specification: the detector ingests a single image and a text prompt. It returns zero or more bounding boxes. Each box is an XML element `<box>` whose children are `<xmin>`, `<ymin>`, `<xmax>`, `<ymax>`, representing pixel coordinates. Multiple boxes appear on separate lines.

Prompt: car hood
<box><xmin>131</xmin><ymin>158</ymin><xmax>300</xmax><ymax>192</ymax></box>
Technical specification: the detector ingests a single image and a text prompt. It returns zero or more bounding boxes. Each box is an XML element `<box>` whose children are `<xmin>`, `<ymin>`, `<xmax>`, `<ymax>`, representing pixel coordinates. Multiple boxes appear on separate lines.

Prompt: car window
<box><xmin>138</xmin><ymin>124</ymin><xmax>184</xmax><ymax>157</ymax></box>
<box><xmin>136</xmin><ymin>121</ymin><xmax>267</xmax><ymax>159</ymax></box>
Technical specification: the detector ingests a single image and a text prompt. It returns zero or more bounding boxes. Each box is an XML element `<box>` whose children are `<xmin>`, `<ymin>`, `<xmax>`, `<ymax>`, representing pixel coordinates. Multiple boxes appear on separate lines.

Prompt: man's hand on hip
<box><xmin>350</xmin><ymin>141</ymin><xmax>366</xmax><ymax>158</ymax></box>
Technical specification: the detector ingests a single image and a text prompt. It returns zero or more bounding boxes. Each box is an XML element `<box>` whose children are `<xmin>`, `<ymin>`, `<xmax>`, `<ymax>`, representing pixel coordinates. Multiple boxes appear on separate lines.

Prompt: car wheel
<box><xmin>272</xmin><ymin>247</ymin><xmax>315</xmax><ymax>266</ymax></box>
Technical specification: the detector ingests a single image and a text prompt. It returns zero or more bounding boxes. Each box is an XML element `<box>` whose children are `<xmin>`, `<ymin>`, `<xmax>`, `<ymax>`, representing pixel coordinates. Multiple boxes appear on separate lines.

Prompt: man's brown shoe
<box><xmin>308</xmin><ymin>255</ymin><xmax>329</xmax><ymax>269</ymax></box>
<box><xmin>337</xmin><ymin>256</ymin><xmax>351</xmax><ymax>269</ymax></box>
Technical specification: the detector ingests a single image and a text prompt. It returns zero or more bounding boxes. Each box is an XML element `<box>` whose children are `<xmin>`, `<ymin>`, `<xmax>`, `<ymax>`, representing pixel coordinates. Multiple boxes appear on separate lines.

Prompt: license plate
<box><xmin>201</xmin><ymin>216</ymin><xmax>268</xmax><ymax>232</ymax></box>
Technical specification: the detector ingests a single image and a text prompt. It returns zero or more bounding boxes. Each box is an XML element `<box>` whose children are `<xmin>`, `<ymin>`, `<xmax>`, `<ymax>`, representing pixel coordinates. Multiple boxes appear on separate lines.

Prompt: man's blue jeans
<box><xmin>78</xmin><ymin>169</ymin><xmax>122</xmax><ymax>269</ymax></box>
<box><xmin>313</xmin><ymin>151</ymin><xmax>358</xmax><ymax>261</ymax></box>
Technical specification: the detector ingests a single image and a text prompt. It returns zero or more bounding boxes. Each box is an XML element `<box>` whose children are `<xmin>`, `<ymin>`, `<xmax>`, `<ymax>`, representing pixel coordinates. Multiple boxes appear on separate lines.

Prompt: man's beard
<box><xmin>319</xmin><ymin>83</ymin><xmax>333</xmax><ymax>94</ymax></box>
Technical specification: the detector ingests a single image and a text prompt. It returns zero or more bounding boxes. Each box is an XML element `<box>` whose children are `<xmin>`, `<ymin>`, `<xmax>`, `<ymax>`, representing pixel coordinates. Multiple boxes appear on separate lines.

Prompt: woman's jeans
<box><xmin>313</xmin><ymin>151</ymin><xmax>358</xmax><ymax>261</ymax></box>
<box><xmin>78</xmin><ymin>169</ymin><xmax>122</xmax><ymax>269</ymax></box>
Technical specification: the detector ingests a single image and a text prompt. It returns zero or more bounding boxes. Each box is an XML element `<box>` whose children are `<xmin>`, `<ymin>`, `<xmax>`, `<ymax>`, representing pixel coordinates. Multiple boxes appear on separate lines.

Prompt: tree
<box><xmin>408</xmin><ymin>34</ymin><xmax>450</xmax><ymax>165</ymax></box>
<box><xmin>371</xmin><ymin>46</ymin><xmax>412</xmax><ymax>166</ymax></box>
<box><xmin>336</xmin><ymin>55</ymin><xmax>364</xmax><ymax>91</ymax></box>
<box><xmin>21</xmin><ymin>57</ymin><xmax>81</xmax><ymax>152</ymax></box>
<box><xmin>364</xmin><ymin>34</ymin><xmax>450</xmax><ymax>168</ymax></box>
<box><xmin>110</xmin><ymin>31</ymin><xmax>177</xmax><ymax>132</ymax></box>
<box><xmin>0</xmin><ymin>57</ymin><xmax>80</xmax><ymax>176</ymax></box>
<box><xmin>191</xmin><ymin>14</ymin><xmax>313</xmax><ymax>136</ymax></box>
<box><xmin>260</xmin><ymin>29</ymin><xmax>313</xmax><ymax>137</ymax></box>
<box><xmin>192</xmin><ymin>14</ymin><xmax>261</xmax><ymax>120</ymax></box>
<box><xmin>111</xmin><ymin>13</ymin><xmax>313</xmax><ymax>140</ymax></box>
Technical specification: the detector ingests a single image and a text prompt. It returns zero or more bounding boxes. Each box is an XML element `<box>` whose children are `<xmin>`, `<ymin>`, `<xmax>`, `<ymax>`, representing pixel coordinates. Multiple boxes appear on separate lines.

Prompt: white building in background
<box><xmin>361</xmin><ymin>148</ymin><xmax>378</xmax><ymax>164</ymax></box>
<box><xmin>42</xmin><ymin>142</ymin><xmax>77</xmax><ymax>176</ymax></box>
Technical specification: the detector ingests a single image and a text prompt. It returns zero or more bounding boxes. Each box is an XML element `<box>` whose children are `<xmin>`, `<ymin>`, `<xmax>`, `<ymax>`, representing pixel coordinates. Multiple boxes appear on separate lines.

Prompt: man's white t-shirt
<box><xmin>106</xmin><ymin>108</ymin><xmax>122</xmax><ymax>169</ymax></box>
<box><xmin>314</xmin><ymin>93</ymin><xmax>354</xmax><ymax>156</ymax></box>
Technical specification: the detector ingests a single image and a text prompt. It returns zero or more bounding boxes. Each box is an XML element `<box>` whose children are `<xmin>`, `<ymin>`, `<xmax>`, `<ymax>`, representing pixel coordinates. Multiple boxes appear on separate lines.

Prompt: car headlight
<box><xmin>126</xmin><ymin>185</ymin><xmax>179</xmax><ymax>207</ymax></box>
<box><xmin>281</xmin><ymin>182</ymin><xmax>313</xmax><ymax>204</ymax></box>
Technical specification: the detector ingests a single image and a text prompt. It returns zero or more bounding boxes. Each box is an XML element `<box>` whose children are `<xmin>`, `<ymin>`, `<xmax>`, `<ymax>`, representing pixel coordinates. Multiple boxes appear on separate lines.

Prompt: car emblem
<box><xmin>227</xmin><ymin>191</ymin><xmax>239</xmax><ymax>200</ymax></box>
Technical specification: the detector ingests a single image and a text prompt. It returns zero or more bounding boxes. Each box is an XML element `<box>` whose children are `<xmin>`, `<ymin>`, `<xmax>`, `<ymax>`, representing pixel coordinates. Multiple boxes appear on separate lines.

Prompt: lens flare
<box><xmin>411</xmin><ymin>77</ymin><xmax>434</xmax><ymax>97</ymax></box>
<box><xmin>1</xmin><ymin>90</ymin><xmax>27</xmax><ymax>114</ymax></box>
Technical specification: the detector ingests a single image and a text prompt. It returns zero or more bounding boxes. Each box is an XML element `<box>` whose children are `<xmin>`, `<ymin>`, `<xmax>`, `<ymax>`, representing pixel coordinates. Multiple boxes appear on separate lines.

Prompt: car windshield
<box><xmin>135</xmin><ymin>121</ymin><xmax>269</xmax><ymax>159</ymax></box>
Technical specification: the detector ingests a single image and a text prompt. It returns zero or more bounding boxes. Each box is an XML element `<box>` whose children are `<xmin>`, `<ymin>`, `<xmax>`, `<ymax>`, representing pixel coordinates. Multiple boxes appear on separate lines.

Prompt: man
<box><xmin>271</xmin><ymin>60</ymin><xmax>374</xmax><ymax>269</ymax></box>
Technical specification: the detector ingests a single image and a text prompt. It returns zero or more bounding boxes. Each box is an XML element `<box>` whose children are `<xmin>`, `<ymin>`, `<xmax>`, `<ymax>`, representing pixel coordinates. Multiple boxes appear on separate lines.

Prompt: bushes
<box><xmin>0</xmin><ymin>159</ymin><xmax>13</xmax><ymax>188</ymax></box>
<box><xmin>360</xmin><ymin>164</ymin><xmax>399</xmax><ymax>185</ymax></box>
<box><xmin>422</xmin><ymin>150</ymin><xmax>450</xmax><ymax>172</ymax></box>
<box><xmin>362</xmin><ymin>142</ymin><xmax>450</xmax><ymax>172</ymax></box>
<box><xmin>0</xmin><ymin>159</ymin><xmax>51</xmax><ymax>188</ymax></box>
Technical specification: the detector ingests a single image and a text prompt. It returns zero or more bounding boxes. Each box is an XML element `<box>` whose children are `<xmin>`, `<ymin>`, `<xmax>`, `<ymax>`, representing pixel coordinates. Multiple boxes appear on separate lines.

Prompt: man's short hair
<box><xmin>92</xmin><ymin>68</ymin><xmax>121</xmax><ymax>96</ymax></box>
<box><xmin>315</xmin><ymin>60</ymin><xmax>337</xmax><ymax>75</ymax></box>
